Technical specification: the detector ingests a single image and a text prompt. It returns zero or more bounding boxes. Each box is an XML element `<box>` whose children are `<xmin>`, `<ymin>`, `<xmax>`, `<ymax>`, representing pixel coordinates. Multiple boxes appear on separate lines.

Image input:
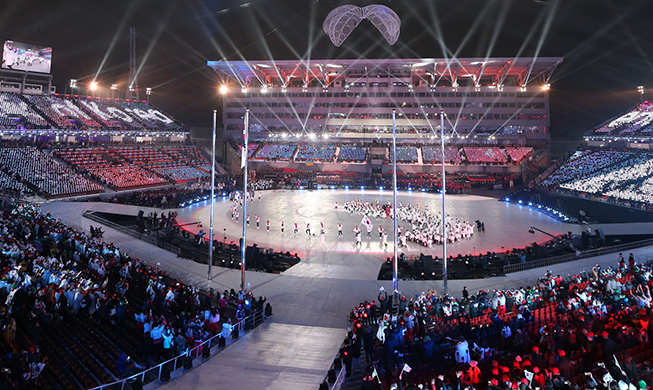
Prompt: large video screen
<box><xmin>2</xmin><ymin>40</ymin><xmax>52</xmax><ymax>73</ymax></box>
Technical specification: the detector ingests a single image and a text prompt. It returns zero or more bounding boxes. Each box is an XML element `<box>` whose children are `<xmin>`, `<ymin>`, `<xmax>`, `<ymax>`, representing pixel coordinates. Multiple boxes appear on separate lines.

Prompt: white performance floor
<box><xmin>178</xmin><ymin>189</ymin><xmax>568</xmax><ymax>280</ymax></box>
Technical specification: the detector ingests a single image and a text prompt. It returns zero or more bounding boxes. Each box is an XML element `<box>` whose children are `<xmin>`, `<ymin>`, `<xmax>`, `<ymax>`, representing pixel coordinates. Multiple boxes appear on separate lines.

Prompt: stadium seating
<box><xmin>389</xmin><ymin>145</ymin><xmax>419</xmax><ymax>163</ymax></box>
<box><xmin>294</xmin><ymin>144</ymin><xmax>336</xmax><ymax>162</ymax></box>
<box><xmin>462</xmin><ymin>147</ymin><xmax>507</xmax><ymax>164</ymax></box>
<box><xmin>337</xmin><ymin>145</ymin><xmax>367</xmax><ymax>162</ymax></box>
<box><xmin>504</xmin><ymin>146</ymin><xmax>534</xmax><ymax>163</ymax></box>
<box><xmin>24</xmin><ymin>95</ymin><xmax>101</xmax><ymax>129</ymax></box>
<box><xmin>541</xmin><ymin>150</ymin><xmax>633</xmax><ymax>187</ymax></box>
<box><xmin>0</xmin><ymin>202</ymin><xmax>264</xmax><ymax>390</ymax></box>
<box><xmin>421</xmin><ymin>146</ymin><xmax>461</xmax><ymax>164</ymax></box>
<box><xmin>116</xmin><ymin>101</ymin><xmax>183</xmax><ymax>131</ymax></box>
<box><xmin>88</xmin><ymin>165</ymin><xmax>168</xmax><ymax>189</ymax></box>
<box><xmin>348</xmin><ymin>264</ymin><xmax>651</xmax><ymax>390</ymax></box>
<box><xmin>0</xmin><ymin>92</ymin><xmax>49</xmax><ymax>128</ymax></box>
<box><xmin>591</xmin><ymin>102</ymin><xmax>653</xmax><ymax>137</ymax></box>
<box><xmin>0</xmin><ymin>169</ymin><xmax>30</xmax><ymax>194</ymax></box>
<box><xmin>0</xmin><ymin>146</ymin><xmax>103</xmax><ymax>197</ymax></box>
<box><xmin>256</xmin><ymin>144</ymin><xmax>297</xmax><ymax>160</ymax></box>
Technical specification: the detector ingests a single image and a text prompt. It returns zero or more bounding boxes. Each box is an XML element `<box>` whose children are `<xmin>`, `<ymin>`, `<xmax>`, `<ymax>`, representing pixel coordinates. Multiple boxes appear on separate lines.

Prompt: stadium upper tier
<box><xmin>585</xmin><ymin>101</ymin><xmax>653</xmax><ymax>142</ymax></box>
<box><xmin>242</xmin><ymin>142</ymin><xmax>533</xmax><ymax>165</ymax></box>
<box><xmin>539</xmin><ymin>149</ymin><xmax>653</xmax><ymax>207</ymax></box>
<box><xmin>209</xmin><ymin>57</ymin><xmax>561</xmax><ymax>142</ymax></box>
<box><xmin>0</xmin><ymin>91</ymin><xmax>186</xmax><ymax>134</ymax></box>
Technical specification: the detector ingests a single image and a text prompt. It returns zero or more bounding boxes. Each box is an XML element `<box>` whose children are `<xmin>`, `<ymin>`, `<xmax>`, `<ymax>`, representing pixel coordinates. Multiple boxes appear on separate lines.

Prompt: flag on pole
<box><xmin>361</xmin><ymin>215</ymin><xmax>373</xmax><ymax>229</ymax></box>
<box><xmin>371</xmin><ymin>368</ymin><xmax>378</xmax><ymax>378</ymax></box>
<box><xmin>241</xmin><ymin>129</ymin><xmax>247</xmax><ymax>169</ymax></box>
<box><xmin>399</xmin><ymin>363</ymin><xmax>412</xmax><ymax>379</ymax></box>
<box><xmin>524</xmin><ymin>370</ymin><xmax>533</xmax><ymax>381</ymax></box>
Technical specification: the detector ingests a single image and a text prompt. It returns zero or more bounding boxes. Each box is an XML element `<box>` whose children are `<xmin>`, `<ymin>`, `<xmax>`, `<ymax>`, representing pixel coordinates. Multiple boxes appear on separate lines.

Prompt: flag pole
<box><xmin>208</xmin><ymin>109</ymin><xmax>216</xmax><ymax>279</ymax></box>
<box><xmin>392</xmin><ymin>109</ymin><xmax>399</xmax><ymax>294</ymax></box>
<box><xmin>440</xmin><ymin>109</ymin><xmax>448</xmax><ymax>296</ymax></box>
<box><xmin>241</xmin><ymin>109</ymin><xmax>249</xmax><ymax>291</ymax></box>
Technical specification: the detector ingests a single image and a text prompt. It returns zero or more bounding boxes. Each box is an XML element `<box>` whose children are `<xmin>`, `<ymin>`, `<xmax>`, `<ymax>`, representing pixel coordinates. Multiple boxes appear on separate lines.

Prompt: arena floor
<box><xmin>177</xmin><ymin>189</ymin><xmax>568</xmax><ymax>280</ymax></box>
<box><xmin>40</xmin><ymin>192</ymin><xmax>653</xmax><ymax>390</ymax></box>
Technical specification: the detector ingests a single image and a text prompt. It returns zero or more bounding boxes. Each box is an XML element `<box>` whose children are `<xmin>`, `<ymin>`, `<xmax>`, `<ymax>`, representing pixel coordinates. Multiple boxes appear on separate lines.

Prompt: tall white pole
<box><xmin>440</xmin><ymin>110</ymin><xmax>448</xmax><ymax>296</ymax></box>
<box><xmin>392</xmin><ymin>110</ymin><xmax>399</xmax><ymax>294</ymax></box>
<box><xmin>208</xmin><ymin>110</ymin><xmax>217</xmax><ymax>279</ymax></box>
<box><xmin>241</xmin><ymin>109</ymin><xmax>250</xmax><ymax>291</ymax></box>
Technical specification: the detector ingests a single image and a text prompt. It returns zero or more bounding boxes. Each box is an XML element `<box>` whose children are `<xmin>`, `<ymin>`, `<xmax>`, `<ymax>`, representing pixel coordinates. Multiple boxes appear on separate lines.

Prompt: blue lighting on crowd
<box><xmin>360</xmin><ymin>185</ymin><xmax>365</xmax><ymax>190</ymax></box>
<box><xmin>407</xmin><ymin>187</ymin><xmax>413</xmax><ymax>191</ymax></box>
<box><xmin>420</xmin><ymin>188</ymin><xmax>426</xmax><ymax>192</ymax></box>
<box><xmin>344</xmin><ymin>185</ymin><xmax>350</xmax><ymax>190</ymax></box>
<box><xmin>299</xmin><ymin>186</ymin><xmax>305</xmax><ymax>190</ymax></box>
<box><xmin>379</xmin><ymin>186</ymin><xmax>384</xmax><ymax>191</ymax></box>
<box><xmin>330</xmin><ymin>185</ymin><xmax>336</xmax><ymax>190</ymax></box>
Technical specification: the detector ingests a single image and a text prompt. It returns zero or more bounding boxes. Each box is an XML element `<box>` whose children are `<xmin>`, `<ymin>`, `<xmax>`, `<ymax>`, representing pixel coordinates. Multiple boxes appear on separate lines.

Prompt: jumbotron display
<box><xmin>2</xmin><ymin>40</ymin><xmax>52</xmax><ymax>73</ymax></box>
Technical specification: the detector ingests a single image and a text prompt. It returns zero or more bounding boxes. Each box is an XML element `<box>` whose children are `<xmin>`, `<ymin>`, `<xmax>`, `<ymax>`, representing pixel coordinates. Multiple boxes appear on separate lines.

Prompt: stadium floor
<box><xmin>40</xmin><ymin>191</ymin><xmax>653</xmax><ymax>390</ymax></box>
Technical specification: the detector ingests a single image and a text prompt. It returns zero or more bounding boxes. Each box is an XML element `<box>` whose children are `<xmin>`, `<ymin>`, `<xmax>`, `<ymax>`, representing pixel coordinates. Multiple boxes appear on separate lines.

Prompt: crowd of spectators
<box><xmin>552</xmin><ymin>152</ymin><xmax>653</xmax><ymax>207</ymax></box>
<box><xmin>294</xmin><ymin>145</ymin><xmax>337</xmax><ymax>162</ymax></box>
<box><xmin>390</xmin><ymin>146</ymin><xmax>419</xmax><ymax>164</ymax></box>
<box><xmin>592</xmin><ymin>102</ymin><xmax>653</xmax><ymax>138</ymax></box>
<box><xmin>0</xmin><ymin>201</ymin><xmax>267</xmax><ymax>389</ymax></box>
<box><xmin>107</xmin><ymin>178</ymin><xmax>235</xmax><ymax>208</ymax></box>
<box><xmin>243</xmin><ymin>142</ymin><xmax>535</xmax><ymax>166</ymax></box>
<box><xmin>505</xmin><ymin>147</ymin><xmax>534</xmax><ymax>163</ymax></box>
<box><xmin>463</xmin><ymin>147</ymin><xmax>508</xmax><ymax>164</ymax></box>
<box><xmin>88</xmin><ymin>165</ymin><xmax>168</xmax><ymax>189</ymax></box>
<box><xmin>338</xmin><ymin>145</ymin><xmax>368</xmax><ymax>162</ymax></box>
<box><xmin>0</xmin><ymin>92</ymin><xmax>49</xmax><ymax>129</ymax></box>
<box><xmin>0</xmin><ymin>146</ymin><xmax>103</xmax><ymax>197</ymax></box>
<box><xmin>345</xmin><ymin>260</ymin><xmax>653</xmax><ymax>390</ymax></box>
<box><xmin>151</xmin><ymin>167</ymin><xmax>210</xmax><ymax>182</ymax></box>
<box><xmin>0</xmin><ymin>170</ymin><xmax>30</xmax><ymax>195</ymax></box>
<box><xmin>422</xmin><ymin>147</ymin><xmax>461</xmax><ymax>164</ymax></box>
<box><xmin>541</xmin><ymin>151</ymin><xmax>633</xmax><ymax>187</ymax></box>
<box><xmin>255</xmin><ymin>144</ymin><xmax>297</xmax><ymax>160</ymax></box>
<box><xmin>0</xmin><ymin>91</ymin><xmax>185</xmax><ymax>132</ymax></box>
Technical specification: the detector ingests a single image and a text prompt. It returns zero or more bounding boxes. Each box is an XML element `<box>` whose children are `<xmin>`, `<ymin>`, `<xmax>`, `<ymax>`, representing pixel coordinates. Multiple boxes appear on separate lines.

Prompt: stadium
<box><xmin>1</xmin><ymin>1</ymin><xmax>653</xmax><ymax>390</ymax></box>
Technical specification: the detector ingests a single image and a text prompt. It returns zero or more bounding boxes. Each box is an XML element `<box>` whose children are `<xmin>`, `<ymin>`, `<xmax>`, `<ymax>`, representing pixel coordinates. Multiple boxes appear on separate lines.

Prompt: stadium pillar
<box><xmin>241</xmin><ymin>109</ymin><xmax>250</xmax><ymax>291</ymax></box>
<box><xmin>392</xmin><ymin>110</ymin><xmax>399</xmax><ymax>294</ymax></box>
<box><xmin>208</xmin><ymin>110</ymin><xmax>217</xmax><ymax>280</ymax></box>
<box><xmin>441</xmin><ymin>110</ymin><xmax>448</xmax><ymax>296</ymax></box>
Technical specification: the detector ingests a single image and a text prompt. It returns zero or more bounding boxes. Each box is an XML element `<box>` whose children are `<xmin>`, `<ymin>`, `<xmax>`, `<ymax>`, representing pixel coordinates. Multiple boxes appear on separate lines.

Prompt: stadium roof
<box><xmin>208</xmin><ymin>57</ymin><xmax>563</xmax><ymax>88</ymax></box>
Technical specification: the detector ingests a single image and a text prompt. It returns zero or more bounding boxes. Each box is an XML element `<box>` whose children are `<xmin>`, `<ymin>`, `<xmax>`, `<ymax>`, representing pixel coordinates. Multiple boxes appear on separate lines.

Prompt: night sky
<box><xmin>1</xmin><ymin>0</ymin><xmax>652</xmax><ymax>139</ymax></box>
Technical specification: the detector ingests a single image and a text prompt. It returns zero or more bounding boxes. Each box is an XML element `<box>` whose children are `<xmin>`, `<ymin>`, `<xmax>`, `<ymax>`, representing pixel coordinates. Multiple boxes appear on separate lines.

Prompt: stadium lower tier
<box><xmin>538</xmin><ymin>149</ymin><xmax>653</xmax><ymax>209</ymax></box>
<box><xmin>0</xmin><ymin>143</ymin><xmax>212</xmax><ymax>197</ymax></box>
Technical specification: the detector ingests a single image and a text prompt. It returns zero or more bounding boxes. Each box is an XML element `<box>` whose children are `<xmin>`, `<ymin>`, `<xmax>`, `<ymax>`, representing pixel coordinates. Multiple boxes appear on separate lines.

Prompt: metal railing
<box><xmin>503</xmin><ymin>237</ymin><xmax>653</xmax><ymax>274</ymax></box>
<box><xmin>86</xmin><ymin>310</ymin><xmax>265</xmax><ymax>390</ymax></box>
<box><xmin>330</xmin><ymin>366</ymin><xmax>347</xmax><ymax>390</ymax></box>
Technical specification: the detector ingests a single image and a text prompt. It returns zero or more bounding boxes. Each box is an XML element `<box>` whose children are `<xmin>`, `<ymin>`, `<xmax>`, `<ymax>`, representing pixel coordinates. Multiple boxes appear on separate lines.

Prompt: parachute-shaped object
<box><xmin>323</xmin><ymin>5</ymin><xmax>401</xmax><ymax>47</ymax></box>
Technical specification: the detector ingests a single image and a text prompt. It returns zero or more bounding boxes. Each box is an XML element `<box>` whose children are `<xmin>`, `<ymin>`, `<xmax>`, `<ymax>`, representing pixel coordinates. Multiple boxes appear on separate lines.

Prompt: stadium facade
<box><xmin>208</xmin><ymin>57</ymin><xmax>562</xmax><ymax>145</ymax></box>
